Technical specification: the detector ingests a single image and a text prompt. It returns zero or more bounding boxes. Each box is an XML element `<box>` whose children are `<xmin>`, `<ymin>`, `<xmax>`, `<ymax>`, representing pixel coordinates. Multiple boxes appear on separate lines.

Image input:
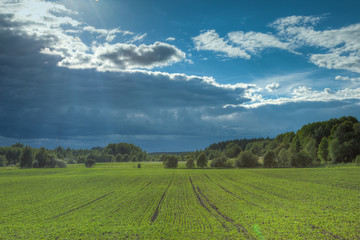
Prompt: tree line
<box><xmin>162</xmin><ymin>116</ymin><xmax>360</xmax><ymax>168</ymax></box>
<box><xmin>0</xmin><ymin>142</ymin><xmax>148</xmax><ymax>168</ymax></box>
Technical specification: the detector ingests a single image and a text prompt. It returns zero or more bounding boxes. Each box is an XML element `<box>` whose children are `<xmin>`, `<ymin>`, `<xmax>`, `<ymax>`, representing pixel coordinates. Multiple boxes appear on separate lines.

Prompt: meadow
<box><xmin>0</xmin><ymin>163</ymin><xmax>359</xmax><ymax>239</ymax></box>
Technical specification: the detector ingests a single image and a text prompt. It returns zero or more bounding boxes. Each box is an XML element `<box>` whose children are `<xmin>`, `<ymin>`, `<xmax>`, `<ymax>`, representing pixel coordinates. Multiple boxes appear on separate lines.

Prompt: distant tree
<box><xmin>131</xmin><ymin>155</ymin><xmax>138</xmax><ymax>162</ymax></box>
<box><xmin>115</xmin><ymin>154</ymin><xmax>123</xmax><ymax>162</ymax></box>
<box><xmin>6</xmin><ymin>147</ymin><xmax>21</xmax><ymax>165</ymax></box>
<box><xmin>225</xmin><ymin>143</ymin><xmax>242</xmax><ymax>158</ymax></box>
<box><xmin>46</xmin><ymin>154</ymin><xmax>57</xmax><ymax>168</ymax></box>
<box><xmin>85</xmin><ymin>158</ymin><xmax>96</xmax><ymax>168</ymax></box>
<box><xmin>77</xmin><ymin>155</ymin><xmax>86</xmax><ymax>164</ymax></box>
<box><xmin>196</xmin><ymin>153</ymin><xmax>208</xmax><ymax>168</ymax></box>
<box><xmin>35</xmin><ymin>147</ymin><xmax>47</xmax><ymax>168</ymax></box>
<box><xmin>304</xmin><ymin>138</ymin><xmax>318</xmax><ymax>164</ymax></box>
<box><xmin>263</xmin><ymin>151</ymin><xmax>277</xmax><ymax>168</ymax></box>
<box><xmin>123</xmin><ymin>154</ymin><xmax>130</xmax><ymax>162</ymax></box>
<box><xmin>0</xmin><ymin>155</ymin><xmax>6</xmax><ymax>167</ymax></box>
<box><xmin>210</xmin><ymin>156</ymin><xmax>227</xmax><ymax>168</ymax></box>
<box><xmin>290</xmin><ymin>136</ymin><xmax>301</xmax><ymax>153</ymax></box>
<box><xmin>317</xmin><ymin>137</ymin><xmax>329</xmax><ymax>163</ymax></box>
<box><xmin>278</xmin><ymin>149</ymin><xmax>291</xmax><ymax>167</ymax></box>
<box><xmin>20</xmin><ymin>146</ymin><xmax>33</xmax><ymax>168</ymax></box>
<box><xmin>55</xmin><ymin>159</ymin><xmax>67</xmax><ymax>168</ymax></box>
<box><xmin>186</xmin><ymin>158</ymin><xmax>195</xmax><ymax>169</ymax></box>
<box><xmin>355</xmin><ymin>155</ymin><xmax>360</xmax><ymax>166</ymax></box>
<box><xmin>249</xmin><ymin>142</ymin><xmax>263</xmax><ymax>156</ymax></box>
<box><xmin>235</xmin><ymin>151</ymin><xmax>259</xmax><ymax>168</ymax></box>
<box><xmin>291</xmin><ymin>151</ymin><xmax>312</xmax><ymax>167</ymax></box>
<box><xmin>32</xmin><ymin>160</ymin><xmax>39</xmax><ymax>168</ymax></box>
<box><xmin>12</xmin><ymin>143</ymin><xmax>24</xmax><ymax>148</ymax></box>
<box><xmin>67</xmin><ymin>158</ymin><xmax>77</xmax><ymax>164</ymax></box>
<box><xmin>163</xmin><ymin>155</ymin><xmax>178</xmax><ymax>168</ymax></box>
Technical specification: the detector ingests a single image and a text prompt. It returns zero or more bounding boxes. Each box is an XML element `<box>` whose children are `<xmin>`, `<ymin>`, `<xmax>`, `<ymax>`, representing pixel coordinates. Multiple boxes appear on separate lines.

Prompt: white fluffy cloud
<box><xmin>0</xmin><ymin>0</ymin><xmax>186</xmax><ymax>71</ymax></box>
<box><xmin>193</xmin><ymin>30</ymin><xmax>251</xmax><ymax>59</ymax></box>
<box><xmin>194</xmin><ymin>15</ymin><xmax>360</xmax><ymax>73</ymax></box>
<box><xmin>335</xmin><ymin>76</ymin><xmax>360</xmax><ymax>82</ymax></box>
<box><xmin>227</xmin><ymin>31</ymin><xmax>289</xmax><ymax>54</ymax></box>
<box><xmin>272</xmin><ymin>16</ymin><xmax>360</xmax><ymax>73</ymax></box>
<box><xmin>265</xmin><ymin>82</ymin><xmax>280</xmax><ymax>92</ymax></box>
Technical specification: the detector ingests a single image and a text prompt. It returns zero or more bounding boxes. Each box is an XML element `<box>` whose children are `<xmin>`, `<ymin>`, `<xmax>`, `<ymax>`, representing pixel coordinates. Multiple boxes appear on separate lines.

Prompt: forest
<box><xmin>1</xmin><ymin>116</ymin><xmax>360</xmax><ymax>169</ymax></box>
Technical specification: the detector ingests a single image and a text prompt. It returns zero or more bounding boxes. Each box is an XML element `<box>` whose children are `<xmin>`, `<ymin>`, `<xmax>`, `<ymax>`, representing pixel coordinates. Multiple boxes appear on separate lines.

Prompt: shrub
<box><xmin>235</xmin><ymin>151</ymin><xmax>259</xmax><ymax>168</ymax></box>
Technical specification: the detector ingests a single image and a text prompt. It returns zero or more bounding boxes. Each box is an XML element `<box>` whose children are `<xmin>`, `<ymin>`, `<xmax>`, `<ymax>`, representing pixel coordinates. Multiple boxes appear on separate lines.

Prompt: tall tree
<box><xmin>196</xmin><ymin>153</ymin><xmax>208</xmax><ymax>168</ymax></box>
<box><xmin>20</xmin><ymin>146</ymin><xmax>33</xmax><ymax>168</ymax></box>
<box><xmin>35</xmin><ymin>147</ymin><xmax>47</xmax><ymax>168</ymax></box>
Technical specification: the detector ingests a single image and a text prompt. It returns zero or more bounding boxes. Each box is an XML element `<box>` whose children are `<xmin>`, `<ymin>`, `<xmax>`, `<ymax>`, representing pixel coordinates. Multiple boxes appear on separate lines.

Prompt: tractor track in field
<box><xmin>196</xmin><ymin>186</ymin><xmax>250</xmax><ymax>237</ymax></box>
<box><xmin>140</xmin><ymin>180</ymin><xmax>153</xmax><ymax>190</ymax></box>
<box><xmin>151</xmin><ymin>174</ymin><xmax>174</xmax><ymax>222</ymax></box>
<box><xmin>129</xmin><ymin>176</ymin><xmax>142</xmax><ymax>185</ymax></box>
<box><xmin>189</xmin><ymin>177</ymin><xmax>211</xmax><ymax>212</ymax></box>
<box><xmin>189</xmin><ymin>177</ymin><xmax>227</xmax><ymax>230</ymax></box>
<box><xmin>206</xmin><ymin>174</ymin><xmax>265</xmax><ymax>210</ymax></box>
<box><xmin>310</xmin><ymin>224</ymin><xmax>345</xmax><ymax>240</ymax></box>
<box><xmin>190</xmin><ymin>176</ymin><xmax>251</xmax><ymax>236</ymax></box>
<box><xmin>48</xmin><ymin>191</ymin><xmax>115</xmax><ymax>220</ymax></box>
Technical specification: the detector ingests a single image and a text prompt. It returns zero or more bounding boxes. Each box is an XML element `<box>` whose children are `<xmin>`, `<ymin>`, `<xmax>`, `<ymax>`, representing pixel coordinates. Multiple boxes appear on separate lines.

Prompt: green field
<box><xmin>1</xmin><ymin>163</ymin><xmax>359</xmax><ymax>239</ymax></box>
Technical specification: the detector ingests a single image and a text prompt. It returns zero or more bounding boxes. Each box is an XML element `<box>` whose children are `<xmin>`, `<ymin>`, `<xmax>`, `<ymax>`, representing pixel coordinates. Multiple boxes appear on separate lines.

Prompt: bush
<box><xmin>186</xmin><ymin>158</ymin><xmax>195</xmax><ymax>169</ymax></box>
<box><xmin>196</xmin><ymin>153</ymin><xmax>208</xmax><ymax>168</ymax></box>
<box><xmin>235</xmin><ymin>151</ymin><xmax>259</xmax><ymax>168</ymax></box>
<box><xmin>163</xmin><ymin>155</ymin><xmax>178</xmax><ymax>168</ymax></box>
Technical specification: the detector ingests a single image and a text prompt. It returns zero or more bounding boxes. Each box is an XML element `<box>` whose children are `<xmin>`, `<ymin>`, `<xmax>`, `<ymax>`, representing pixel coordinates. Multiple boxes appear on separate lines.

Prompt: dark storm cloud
<box><xmin>0</xmin><ymin>25</ymin><xmax>249</xmax><ymax>144</ymax></box>
<box><xmin>96</xmin><ymin>42</ymin><xmax>186</xmax><ymax>70</ymax></box>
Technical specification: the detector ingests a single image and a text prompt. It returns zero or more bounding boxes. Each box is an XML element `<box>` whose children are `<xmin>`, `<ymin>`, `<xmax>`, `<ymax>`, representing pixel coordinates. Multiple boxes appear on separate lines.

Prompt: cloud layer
<box><xmin>193</xmin><ymin>15</ymin><xmax>360</xmax><ymax>73</ymax></box>
<box><xmin>0</xmin><ymin>0</ymin><xmax>186</xmax><ymax>72</ymax></box>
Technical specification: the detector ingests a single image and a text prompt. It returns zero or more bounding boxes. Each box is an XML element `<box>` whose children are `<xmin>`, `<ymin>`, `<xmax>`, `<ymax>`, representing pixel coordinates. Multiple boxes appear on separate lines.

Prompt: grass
<box><xmin>0</xmin><ymin>163</ymin><xmax>359</xmax><ymax>239</ymax></box>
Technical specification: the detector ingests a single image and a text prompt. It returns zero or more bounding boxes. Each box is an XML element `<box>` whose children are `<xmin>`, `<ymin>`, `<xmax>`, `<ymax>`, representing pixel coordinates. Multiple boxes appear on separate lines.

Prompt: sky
<box><xmin>0</xmin><ymin>0</ymin><xmax>360</xmax><ymax>152</ymax></box>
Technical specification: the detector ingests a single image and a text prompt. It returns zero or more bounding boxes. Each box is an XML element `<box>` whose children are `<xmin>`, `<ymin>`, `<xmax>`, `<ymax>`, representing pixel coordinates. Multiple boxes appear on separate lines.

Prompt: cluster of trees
<box><xmin>162</xmin><ymin>116</ymin><xmax>360</xmax><ymax>169</ymax></box>
<box><xmin>162</xmin><ymin>153</ymin><xmax>208</xmax><ymax>169</ymax></box>
<box><xmin>198</xmin><ymin>116</ymin><xmax>360</xmax><ymax>169</ymax></box>
<box><xmin>0</xmin><ymin>144</ymin><xmax>67</xmax><ymax>168</ymax></box>
<box><xmin>260</xmin><ymin>116</ymin><xmax>360</xmax><ymax>168</ymax></box>
<box><xmin>0</xmin><ymin>142</ymin><xmax>148</xmax><ymax>168</ymax></box>
<box><xmin>1</xmin><ymin>116</ymin><xmax>359</xmax><ymax>170</ymax></box>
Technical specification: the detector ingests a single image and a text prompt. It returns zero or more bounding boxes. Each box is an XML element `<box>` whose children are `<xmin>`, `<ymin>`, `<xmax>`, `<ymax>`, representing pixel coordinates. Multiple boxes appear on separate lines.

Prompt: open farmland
<box><xmin>0</xmin><ymin>164</ymin><xmax>359</xmax><ymax>239</ymax></box>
